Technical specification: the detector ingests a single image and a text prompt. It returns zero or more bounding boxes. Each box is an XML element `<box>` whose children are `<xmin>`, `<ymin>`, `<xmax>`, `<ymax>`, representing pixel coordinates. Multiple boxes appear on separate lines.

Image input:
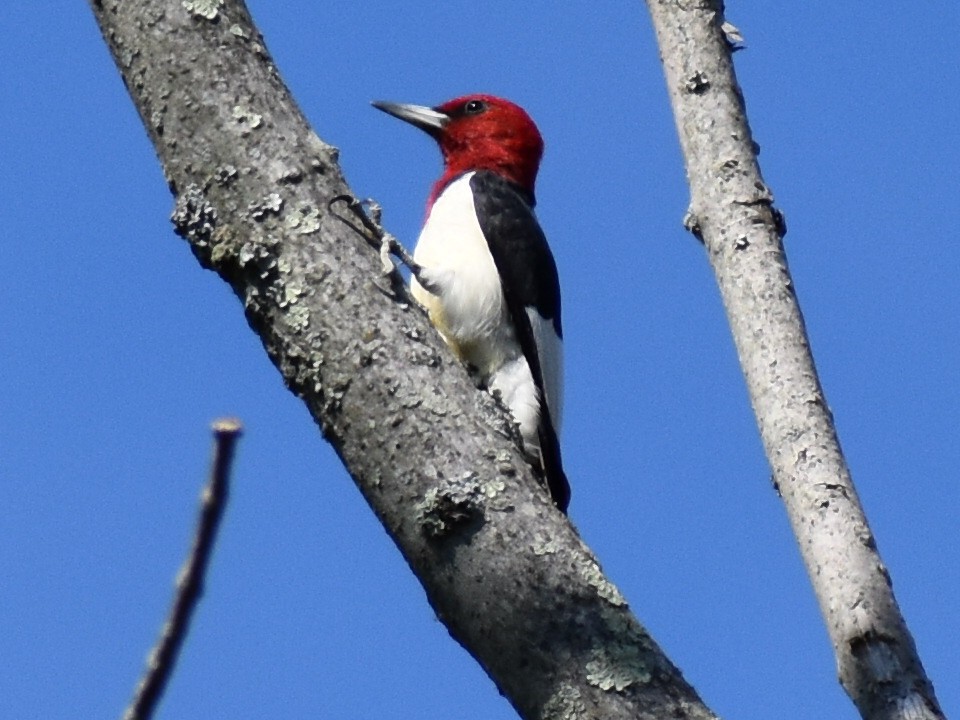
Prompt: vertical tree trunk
<box><xmin>643</xmin><ymin>2</ymin><xmax>945</xmax><ymax>719</ymax></box>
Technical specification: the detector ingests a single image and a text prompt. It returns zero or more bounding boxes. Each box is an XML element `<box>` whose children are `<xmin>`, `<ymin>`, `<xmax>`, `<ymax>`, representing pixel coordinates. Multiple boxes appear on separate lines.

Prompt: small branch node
<box><xmin>720</xmin><ymin>21</ymin><xmax>746</xmax><ymax>50</ymax></box>
<box><xmin>682</xmin><ymin>208</ymin><xmax>704</xmax><ymax>243</ymax></box>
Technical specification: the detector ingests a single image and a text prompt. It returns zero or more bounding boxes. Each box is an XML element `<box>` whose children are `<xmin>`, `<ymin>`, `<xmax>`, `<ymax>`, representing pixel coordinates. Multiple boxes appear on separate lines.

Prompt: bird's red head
<box><xmin>373</xmin><ymin>94</ymin><xmax>544</xmax><ymax>206</ymax></box>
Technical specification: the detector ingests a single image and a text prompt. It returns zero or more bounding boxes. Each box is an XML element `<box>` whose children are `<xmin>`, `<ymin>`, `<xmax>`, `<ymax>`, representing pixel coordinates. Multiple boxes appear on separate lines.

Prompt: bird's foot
<box><xmin>328</xmin><ymin>194</ymin><xmax>441</xmax><ymax>316</ymax></box>
<box><xmin>363</xmin><ymin>200</ymin><xmax>442</xmax><ymax>294</ymax></box>
<box><xmin>328</xmin><ymin>195</ymin><xmax>427</xmax><ymax>282</ymax></box>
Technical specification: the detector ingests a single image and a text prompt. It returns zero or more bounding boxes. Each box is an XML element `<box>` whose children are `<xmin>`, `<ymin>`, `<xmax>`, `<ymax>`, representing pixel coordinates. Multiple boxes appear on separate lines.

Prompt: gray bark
<box><xmin>644</xmin><ymin>2</ymin><xmax>945</xmax><ymax>719</ymax></box>
<box><xmin>89</xmin><ymin>1</ymin><xmax>718</xmax><ymax>718</ymax></box>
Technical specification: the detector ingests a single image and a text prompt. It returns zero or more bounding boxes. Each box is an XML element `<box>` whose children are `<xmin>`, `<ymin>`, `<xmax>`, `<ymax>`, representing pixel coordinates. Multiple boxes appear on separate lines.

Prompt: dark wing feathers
<box><xmin>469</xmin><ymin>171</ymin><xmax>570</xmax><ymax>512</ymax></box>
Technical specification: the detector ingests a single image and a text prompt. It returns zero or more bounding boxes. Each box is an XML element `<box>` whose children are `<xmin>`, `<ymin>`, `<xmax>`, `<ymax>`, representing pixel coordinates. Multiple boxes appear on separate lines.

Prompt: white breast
<box><xmin>411</xmin><ymin>173</ymin><xmax>518</xmax><ymax>377</ymax></box>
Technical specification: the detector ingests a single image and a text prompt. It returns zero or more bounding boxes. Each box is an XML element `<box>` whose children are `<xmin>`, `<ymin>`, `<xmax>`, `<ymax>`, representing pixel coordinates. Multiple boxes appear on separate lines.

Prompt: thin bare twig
<box><xmin>122</xmin><ymin>418</ymin><xmax>243</xmax><ymax>720</ymax></box>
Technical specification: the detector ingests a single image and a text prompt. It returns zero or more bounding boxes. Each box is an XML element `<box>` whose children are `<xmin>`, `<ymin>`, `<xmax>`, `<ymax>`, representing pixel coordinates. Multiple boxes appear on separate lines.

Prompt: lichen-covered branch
<box><xmin>89</xmin><ymin>1</ymin><xmax>717</xmax><ymax>717</ymax></box>
<box><xmin>643</xmin><ymin>2</ymin><xmax>944</xmax><ymax>719</ymax></box>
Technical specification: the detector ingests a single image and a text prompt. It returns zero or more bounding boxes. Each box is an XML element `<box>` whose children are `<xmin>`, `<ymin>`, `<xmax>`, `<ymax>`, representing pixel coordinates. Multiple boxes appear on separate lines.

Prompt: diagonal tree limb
<box><xmin>123</xmin><ymin>418</ymin><xmax>242</xmax><ymax>720</ymax></box>
<box><xmin>90</xmin><ymin>1</ymin><xmax>716</xmax><ymax>718</ymax></box>
<box><xmin>643</xmin><ymin>2</ymin><xmax>945</xmax><ymax>719</ymax></box>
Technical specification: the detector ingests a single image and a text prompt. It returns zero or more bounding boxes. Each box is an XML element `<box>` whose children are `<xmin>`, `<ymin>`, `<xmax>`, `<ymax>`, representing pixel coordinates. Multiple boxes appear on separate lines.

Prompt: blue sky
<box><xmin>2</xmin><ymin>2</ymin><xmax>957</xmax><ymax>718</ymax></box>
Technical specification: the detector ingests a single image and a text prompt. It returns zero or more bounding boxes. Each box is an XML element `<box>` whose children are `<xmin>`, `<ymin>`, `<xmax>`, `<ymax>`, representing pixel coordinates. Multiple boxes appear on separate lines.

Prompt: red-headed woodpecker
<box><xmin>373</xmin><ymin>94</ymin><xmax>570</xmax><ymax>513</ymax></box>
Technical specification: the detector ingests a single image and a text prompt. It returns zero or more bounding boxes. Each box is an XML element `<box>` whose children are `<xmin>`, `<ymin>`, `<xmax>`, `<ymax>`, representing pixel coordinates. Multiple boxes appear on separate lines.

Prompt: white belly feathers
<box><xmin>410</xmin><ymin>172</ymin><xmax>548</xmax><ymax>451</ymax></box>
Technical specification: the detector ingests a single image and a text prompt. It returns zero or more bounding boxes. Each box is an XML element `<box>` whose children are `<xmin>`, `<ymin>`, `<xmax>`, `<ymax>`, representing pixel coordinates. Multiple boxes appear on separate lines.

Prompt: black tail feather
<box><xmin>538</xmin><ymin>419</ymin><xmax>570</xmax><ymax>513</ymax></box>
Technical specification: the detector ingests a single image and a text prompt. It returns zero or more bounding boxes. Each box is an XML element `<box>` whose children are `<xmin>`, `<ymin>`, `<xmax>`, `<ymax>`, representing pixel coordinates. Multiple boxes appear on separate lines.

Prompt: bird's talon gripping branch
<box><xmin>378</xmin><ymin>234</ymin><xmax>396</xmax><ymax>276</ymax></box>
<box><xmin>384</xmin><ymin>233</ymin><xmax>421</xmax><ymax>278</ymax></box>
<box><xmin>329</xmin><ymin>194</ymin><xmax>421</xmax><ymax>283</ymax></box>
<box><xmin>377</xmin><ymin>230</ymin><xmax>423</xmax><ymax>282</ymax></box>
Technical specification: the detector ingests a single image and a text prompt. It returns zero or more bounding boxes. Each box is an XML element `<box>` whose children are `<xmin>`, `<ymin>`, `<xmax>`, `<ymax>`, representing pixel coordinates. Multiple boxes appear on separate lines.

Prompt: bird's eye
<box><xmin>464</xmin><ymin>99</ymin><xmax>487</xmax><ymax>115</ymax></box>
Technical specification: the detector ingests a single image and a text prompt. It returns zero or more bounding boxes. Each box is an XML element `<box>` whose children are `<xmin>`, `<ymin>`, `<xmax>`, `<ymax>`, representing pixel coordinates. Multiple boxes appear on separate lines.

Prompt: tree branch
<box><xmin>90</xmin><ymin>1</ymin><xmax>716</xmax><ymax>718</ymax></box>
<box><xmin>643</xmin><ymin>2</ymin><xmax>944</xmax><ymax>719</ymax></box>
<box><xmin>123</xmin><ymin>417</ymin><xmax>242</xmax><ymax>720</ymax></box>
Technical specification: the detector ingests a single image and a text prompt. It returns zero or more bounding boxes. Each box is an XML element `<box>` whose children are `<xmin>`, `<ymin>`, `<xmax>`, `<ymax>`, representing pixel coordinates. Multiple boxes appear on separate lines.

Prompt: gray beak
<box><xmin>372</xmin><ymin>101</ymin><xmax>449</xmax><ymax>137</ymax></box>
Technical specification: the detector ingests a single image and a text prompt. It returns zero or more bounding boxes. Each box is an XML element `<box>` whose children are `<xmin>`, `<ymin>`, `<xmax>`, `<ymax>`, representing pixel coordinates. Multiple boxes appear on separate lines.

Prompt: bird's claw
<box><xmin>328</xmin><ymin>195</ymin><xmax>383</xmax><ymax>239</ymax></box>
<box><xmin>379</xmin><ymin>233</ymin><xmax>399</xmax><ymax>277</ymax></box>
<box><xmin>329</xmin><ymin>194</ymin><xmax>416</xmax><ymax>276</ymax></box>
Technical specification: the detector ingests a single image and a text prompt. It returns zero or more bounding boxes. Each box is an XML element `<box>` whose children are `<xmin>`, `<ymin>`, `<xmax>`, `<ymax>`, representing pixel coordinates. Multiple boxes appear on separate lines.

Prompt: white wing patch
<box><xmin>527</xmin><ymin>308</ymin><xmax>563</xmax><ymax>435</ymax></box>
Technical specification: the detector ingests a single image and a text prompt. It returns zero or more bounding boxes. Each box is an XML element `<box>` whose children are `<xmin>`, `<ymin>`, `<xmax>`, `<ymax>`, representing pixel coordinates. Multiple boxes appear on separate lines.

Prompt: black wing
<box><xmin>469</xmin><ymin>171</ymin><xmax>570</xmax><ymax>512</ymax></box>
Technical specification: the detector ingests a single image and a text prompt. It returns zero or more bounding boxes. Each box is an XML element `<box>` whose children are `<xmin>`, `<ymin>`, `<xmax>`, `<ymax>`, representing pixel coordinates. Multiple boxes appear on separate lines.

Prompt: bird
<box><xmin>372</xmin><ymin>94</ymin><xmax>570</xmax><ymax>513</ymax></box>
